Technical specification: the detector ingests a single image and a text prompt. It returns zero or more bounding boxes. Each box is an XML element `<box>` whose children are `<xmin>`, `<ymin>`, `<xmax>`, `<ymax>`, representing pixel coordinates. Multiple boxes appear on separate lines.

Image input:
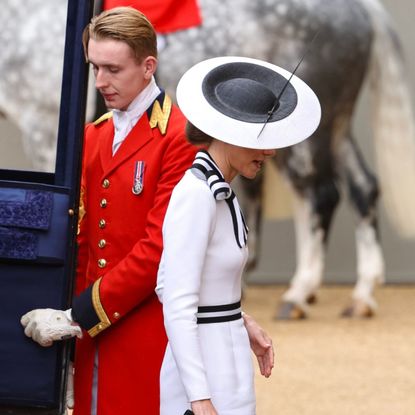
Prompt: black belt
<box><xmin>197</xmin><ymin>300</ymin><xmax>242</xmax><ymax>324</ymax></box>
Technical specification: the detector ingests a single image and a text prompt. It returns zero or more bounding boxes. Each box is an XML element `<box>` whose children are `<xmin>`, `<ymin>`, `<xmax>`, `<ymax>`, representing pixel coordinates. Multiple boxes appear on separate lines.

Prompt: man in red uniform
<box><xmin>21</xmin><ymin>7</ymin><xmax>196</xmax><ymax>415</ymax></box>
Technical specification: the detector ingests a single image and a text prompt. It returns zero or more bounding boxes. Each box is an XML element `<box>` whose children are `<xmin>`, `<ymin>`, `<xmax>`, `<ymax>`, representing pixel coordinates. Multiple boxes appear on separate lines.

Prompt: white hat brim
<box><xmin>176</xmin><ymin>56</ymin><xmax>321</xmax><ymax>149</ymax></box>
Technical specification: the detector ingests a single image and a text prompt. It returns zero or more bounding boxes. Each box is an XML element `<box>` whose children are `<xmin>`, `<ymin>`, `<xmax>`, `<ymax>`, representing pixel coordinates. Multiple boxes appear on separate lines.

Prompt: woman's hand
<box><xmin>191</xmin><ymin>399</ymin><xmax>218</xmax><ymax>415</ymax></box>
<box><xmin>243</xmin><ymin>313</ymin><xmax>275</xmax><ymax>377</ymax></box>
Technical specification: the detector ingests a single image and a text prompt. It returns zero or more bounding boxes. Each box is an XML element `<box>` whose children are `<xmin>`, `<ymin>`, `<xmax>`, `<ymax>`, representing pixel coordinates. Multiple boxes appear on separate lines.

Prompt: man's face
<box><xmin>88</xmin><ymin>38</ymin><xmax>156</xmax><ymax>111</ymax></box>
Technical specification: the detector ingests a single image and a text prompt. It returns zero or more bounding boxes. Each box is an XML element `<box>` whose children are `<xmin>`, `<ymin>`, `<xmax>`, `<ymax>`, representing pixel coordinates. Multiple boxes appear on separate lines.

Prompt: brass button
<box><xmin>98</xmin><ymin>324</ymin><xmax>103</xmax><ymax>330</ymax></box>
<box><xmin>100</xmin><ymin>198</ymin><xmax>107</xmax><ymax>208</ymax></box>
<box><xmin>102</xmin><ymin>179</ymin><xmax>110</xmax><ymax>188</ymax></box>
<box><xmin>113</xmin><ymin>312</ymin><xmax>120</xmax><ymax>319</ymax></box>
<box><xmin>98</xmin><ymin>258</ymin><xmax>107</xmax><ymax>268</ymax></box>
<box><xmin>99</xmin><ymin>219</ymin><xmax>106</xmax><ymax>229</ymax></box>
<box><xmin>98</xmin><ymin>239</ymin><xmax>106</xmax><ymax>249</ymax></box>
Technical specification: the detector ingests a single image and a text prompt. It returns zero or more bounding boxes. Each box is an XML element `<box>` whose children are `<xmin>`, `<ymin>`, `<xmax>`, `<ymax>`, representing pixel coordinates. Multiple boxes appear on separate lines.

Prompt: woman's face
<box><xmin>227</xmin><ymin>143</ymin><xmax>276</xmax><ymax>180</ymax></box>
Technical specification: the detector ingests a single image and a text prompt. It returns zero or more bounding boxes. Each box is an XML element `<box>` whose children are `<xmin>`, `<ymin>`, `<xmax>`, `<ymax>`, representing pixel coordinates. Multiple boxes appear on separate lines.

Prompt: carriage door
<box><xmin>0</xmin><ymin>1</ymin><xmax>94</xmax><ymax>414</ymax></box>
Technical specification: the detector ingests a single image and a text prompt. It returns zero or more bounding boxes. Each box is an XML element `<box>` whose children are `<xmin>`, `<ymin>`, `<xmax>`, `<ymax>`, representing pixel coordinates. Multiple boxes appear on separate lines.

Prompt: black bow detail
<box><xmin>191</xmin><ymin>150</ymin><xmax>248</xmax><ymax>248</ymax></box>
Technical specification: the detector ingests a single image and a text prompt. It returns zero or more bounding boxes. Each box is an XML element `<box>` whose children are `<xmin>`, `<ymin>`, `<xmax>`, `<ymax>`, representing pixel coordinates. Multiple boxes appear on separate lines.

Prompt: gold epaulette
<box><xmin>149</xmin><ymin>94</ymin><xmax>172</xmax><ymax>135</ymax></box>
<box><xmin>93</xmin><ymin>111</ymin><xmax>113</xmax><ymax>126</ymax></box>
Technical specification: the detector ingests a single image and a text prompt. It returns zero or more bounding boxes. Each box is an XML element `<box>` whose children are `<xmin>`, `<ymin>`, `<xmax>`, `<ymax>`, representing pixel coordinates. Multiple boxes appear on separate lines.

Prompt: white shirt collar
<box><xmin>111</xmin><ymin>77</ymin><xmax>161</xmax><ymax>155</ymax></box>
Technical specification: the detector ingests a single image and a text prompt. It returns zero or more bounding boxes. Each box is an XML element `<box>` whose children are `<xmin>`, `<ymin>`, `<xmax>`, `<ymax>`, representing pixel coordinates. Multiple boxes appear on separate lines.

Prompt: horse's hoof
<box><xmin>276</xmin><ymin>302</ymin><xmax>307</xmax><ymax>320</ymax></box>
<box><xmin>340</xmin><ymin>300</ymin><xmax>374</xmax><ymax>318</ymax></box>
<box><xmin>306</xmin><ymin>293</ymin><xmax>317</xmax><ymax>304</ymax></box>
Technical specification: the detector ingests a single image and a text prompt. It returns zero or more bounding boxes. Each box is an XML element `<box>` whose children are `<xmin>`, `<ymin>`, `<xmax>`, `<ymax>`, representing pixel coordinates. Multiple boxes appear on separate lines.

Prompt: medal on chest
<box><xmin>132</xmin><ymin>160</ymin><xmax>145</xmax><ymax>195</ymax></box>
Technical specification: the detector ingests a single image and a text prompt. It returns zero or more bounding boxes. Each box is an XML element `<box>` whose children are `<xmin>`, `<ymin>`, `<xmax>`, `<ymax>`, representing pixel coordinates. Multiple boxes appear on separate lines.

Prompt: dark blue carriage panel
<box><xmin>0</xmin><ymin>0</ymin><xmax>93</xmax><ymax>412</ymax></box>
<box><xmin>0</xmin><ymin>183</ymin><xmax>71</xmax><ymax>412</ymax></box>
<box><xmin>0</xmin><ymin>265</ymin><xmax>66</xmax><ymax>410</ymax></box>
<box><xmin>0</xmin><ymin>186</ymin><xmax>69</xmax><ymax>264</ymax></box>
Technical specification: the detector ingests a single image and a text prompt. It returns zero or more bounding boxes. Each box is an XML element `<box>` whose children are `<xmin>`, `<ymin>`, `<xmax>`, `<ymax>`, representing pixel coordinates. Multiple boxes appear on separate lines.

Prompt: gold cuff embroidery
<box><xmin>88</xmin><ymin>278</ymin><xmax>112</xmax><ymax>337</ymax></box>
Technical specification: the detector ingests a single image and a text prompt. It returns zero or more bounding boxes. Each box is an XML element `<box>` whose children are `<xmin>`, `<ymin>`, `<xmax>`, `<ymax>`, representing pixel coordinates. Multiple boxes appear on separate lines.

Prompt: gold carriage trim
<box><xmin>77</xmin><ymin>186</ymin><xmax>86</xmax><ymax>235</ymax></box>
<box><xmin>149</xmin><ymin>95</ymin><xmax>172</xmax><ymax>135</ymax></box>
<box><xmin>93</xmin><ymin>111</ymin><xmax>113</xmax><ymax>126</ymax></box>
<box><xmin>88</xmin><ymin>277</ymin><xmax>112</xmax><ymax>337</ymax></box>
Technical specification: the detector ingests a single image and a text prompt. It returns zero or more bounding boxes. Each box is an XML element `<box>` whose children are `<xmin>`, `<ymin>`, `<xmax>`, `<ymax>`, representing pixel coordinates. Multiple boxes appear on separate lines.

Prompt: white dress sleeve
<box><xmin>157</xmin><ymin>175</ymin><xmax>216</xmax><ymax>402</ymax></box>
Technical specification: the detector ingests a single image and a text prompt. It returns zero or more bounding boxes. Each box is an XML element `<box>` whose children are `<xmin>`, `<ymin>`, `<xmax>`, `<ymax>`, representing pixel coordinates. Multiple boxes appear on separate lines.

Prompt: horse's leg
<box><xmin>233</xmin><ymin>171</ymin><xmax>264</xmax><ymax>272</ymax></box>
<box><xmin>336</xmin><ymin>136</ymin><xmax>385</xmax><ymax>317</ymax></box>
<box><xmin>276</xmin><ymin>144</ymin><xmax>340</xmax><ymax>319</ymax></box>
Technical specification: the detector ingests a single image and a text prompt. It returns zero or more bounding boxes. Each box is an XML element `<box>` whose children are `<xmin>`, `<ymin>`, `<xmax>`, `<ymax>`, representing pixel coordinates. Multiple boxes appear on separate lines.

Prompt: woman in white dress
<box><xmin>156</xmin><ymin>56</ymin><xmax>321</xmax><ymax>415</ymax></box>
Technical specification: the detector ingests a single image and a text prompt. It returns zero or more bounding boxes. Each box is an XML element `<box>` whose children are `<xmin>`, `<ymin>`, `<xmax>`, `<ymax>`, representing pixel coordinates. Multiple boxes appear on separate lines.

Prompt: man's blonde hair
<box><xmin>82</xmin><ymin>7</ymin><xmax>157</xmax><ymax>62</ymax></box>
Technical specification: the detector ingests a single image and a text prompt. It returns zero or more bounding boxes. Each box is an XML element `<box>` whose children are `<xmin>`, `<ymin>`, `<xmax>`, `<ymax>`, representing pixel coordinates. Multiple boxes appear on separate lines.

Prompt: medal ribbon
<box><xmin>132</xmin><ymin>161</ymin><xmax>145</xmax><ymax>195</ymax></box>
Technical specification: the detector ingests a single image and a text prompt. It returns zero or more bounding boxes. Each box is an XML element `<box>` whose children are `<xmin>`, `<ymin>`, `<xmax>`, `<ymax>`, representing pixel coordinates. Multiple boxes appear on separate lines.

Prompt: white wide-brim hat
<box><xmin>176</xmin><ymin>56</ymin><xmax>321</xmax><ymax>149</ymax></box>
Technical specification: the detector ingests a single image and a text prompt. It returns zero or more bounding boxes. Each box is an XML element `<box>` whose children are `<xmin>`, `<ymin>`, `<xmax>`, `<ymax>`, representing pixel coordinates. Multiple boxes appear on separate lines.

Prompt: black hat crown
<box><xmin>202</xmin><ymin>62</ymin><xmax>298</xmax><ymax>123</ymax></box>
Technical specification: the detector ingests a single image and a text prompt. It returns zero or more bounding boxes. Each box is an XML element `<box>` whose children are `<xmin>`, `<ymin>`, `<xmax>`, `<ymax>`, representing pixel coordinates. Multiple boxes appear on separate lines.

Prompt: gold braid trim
<box><xmin>77</xmin><ymin>186</ymin><xmax>86</xmax><ymax>235</ymax></box>
<box><xmin>149</xmin><ymin>95</ymin><xmax>172</xmax><ymax>135</ymax></box>
<box><xmin>88</xmin><ymin>278</ymin><xmax>112</xmax><ymax>337</ymax></box>
<box><xmin>93</xmin><ymin>111</ymin><xmax>113</xmax><ymax>126</ymax></box>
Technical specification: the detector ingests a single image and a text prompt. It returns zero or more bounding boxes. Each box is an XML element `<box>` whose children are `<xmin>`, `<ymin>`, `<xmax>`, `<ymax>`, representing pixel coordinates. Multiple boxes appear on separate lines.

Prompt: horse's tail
<box><xmin>363</xmin><ymin>0</ymin><xmax>415</xmax><ymax>238</ymax></box>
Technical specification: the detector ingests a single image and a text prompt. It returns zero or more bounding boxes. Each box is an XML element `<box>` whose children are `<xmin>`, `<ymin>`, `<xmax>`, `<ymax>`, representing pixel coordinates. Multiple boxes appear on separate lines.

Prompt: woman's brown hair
<box><xmin>185</xmin><ymin>122</ymin><xmax>213</xmax><ymax>146</ymax></box>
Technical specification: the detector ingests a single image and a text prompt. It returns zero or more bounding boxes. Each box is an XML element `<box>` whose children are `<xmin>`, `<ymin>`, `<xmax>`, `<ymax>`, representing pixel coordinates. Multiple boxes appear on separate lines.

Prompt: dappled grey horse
<box><xmin>1</xmin><ymin>0</ymin><xmax>415</xmax><ymax>318</ymax></box>
<box><xmin>157</xmin><ymin>0</ymin><xmax>415</xmax><ymax>318</ymax></box>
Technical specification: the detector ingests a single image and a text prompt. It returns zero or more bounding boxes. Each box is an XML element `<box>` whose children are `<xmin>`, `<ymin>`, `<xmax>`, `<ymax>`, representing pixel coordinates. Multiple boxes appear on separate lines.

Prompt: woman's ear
<box><xmin>143</xmin><ymin>56</ymin><xmax>158</xmax><ymax>79</ymax></box>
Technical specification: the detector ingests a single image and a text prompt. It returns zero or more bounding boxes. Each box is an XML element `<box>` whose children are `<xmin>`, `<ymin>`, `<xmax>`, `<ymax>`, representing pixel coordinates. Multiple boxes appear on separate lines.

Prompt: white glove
<box><xmin>21</xmin><ymin>308</ymin><xmax>82</xmax><ymax>347</ymax></box>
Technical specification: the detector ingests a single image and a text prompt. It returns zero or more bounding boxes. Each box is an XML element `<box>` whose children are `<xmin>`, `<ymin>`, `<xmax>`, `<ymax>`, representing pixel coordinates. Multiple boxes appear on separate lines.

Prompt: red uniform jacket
<box><xmin>103</xmin><ymin>0</ymin><xmax>202</xmax><ymax>34</ymax></box>
<box><xmin>72</xmin><ymin>93</ymin><xmax>196</xmax><ymax>415</ymax></box>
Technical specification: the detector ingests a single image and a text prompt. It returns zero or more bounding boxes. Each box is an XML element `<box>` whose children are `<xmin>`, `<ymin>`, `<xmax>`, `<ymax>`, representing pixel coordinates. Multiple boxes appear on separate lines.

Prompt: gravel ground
<box><xmin>244</xmin><ymin>285</ymin><xmax>415</xmax><ymax>415</ymax></box>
